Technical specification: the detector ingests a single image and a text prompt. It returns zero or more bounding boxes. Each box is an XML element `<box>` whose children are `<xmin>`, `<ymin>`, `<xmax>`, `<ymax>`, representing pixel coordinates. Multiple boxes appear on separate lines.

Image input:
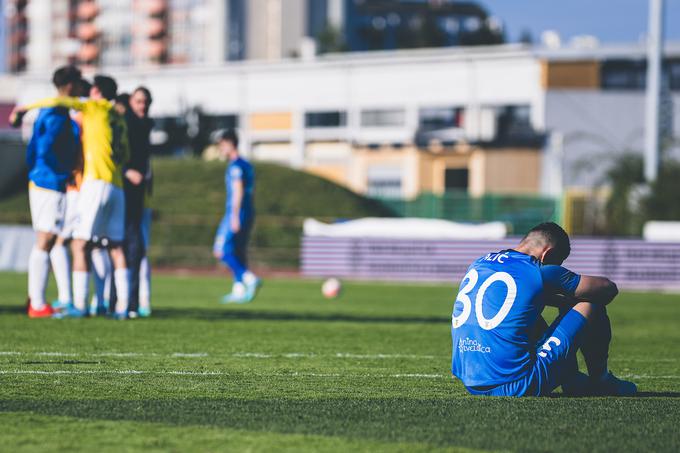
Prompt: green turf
<box><xmin>0</xmin><ymin>273</ymin><xmax>679</xmax><ymax>452</ymax></box>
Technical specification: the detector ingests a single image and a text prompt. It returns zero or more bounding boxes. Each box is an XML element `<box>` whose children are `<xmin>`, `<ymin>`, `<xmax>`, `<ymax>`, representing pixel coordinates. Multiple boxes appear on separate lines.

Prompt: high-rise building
<box><xmin>308</xmin><ymin>0</ymin><xmax>503</xmax><ymax>53</ymax></box>
<box><xmin>246</xmin><ymin>0</ymin><xmax>307</xmax><ymax>60</ymax></box>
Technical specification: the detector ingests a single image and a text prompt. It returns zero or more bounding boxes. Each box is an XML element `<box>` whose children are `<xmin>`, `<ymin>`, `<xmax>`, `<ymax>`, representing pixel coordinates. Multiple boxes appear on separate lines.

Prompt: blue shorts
<box><xmin>467</xmin><ymin>309</ymin><xmax>588</xmax><ymax>397</ymax></box>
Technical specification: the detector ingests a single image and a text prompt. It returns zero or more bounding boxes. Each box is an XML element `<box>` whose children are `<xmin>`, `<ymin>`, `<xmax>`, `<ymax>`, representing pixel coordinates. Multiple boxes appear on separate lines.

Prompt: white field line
<box><xmin>0</xmin><ymin>351</ymin><xmax>445</xmax><ymax>360</ymax></box>
<box><xmin>0</xmin><ymin>369</ymin><xmax>447</xmax><ymax>379</ymax></box>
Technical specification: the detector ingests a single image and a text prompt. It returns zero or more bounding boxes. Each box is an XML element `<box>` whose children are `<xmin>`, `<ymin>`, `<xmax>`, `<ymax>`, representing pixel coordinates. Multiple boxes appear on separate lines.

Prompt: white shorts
<box><xmin>60</xmin><ymin>190</ymin><xmax>80</xmax><ymax>239</ymax></box>
<box><xmin>29</xmin><ymin>186</ymin><xmax>65</xmax><ymax>234</ymax></box>
<box><xmin>74</xmin><ymin>179</ymin><xmax>125</xmax><ymax>243</ymax></box>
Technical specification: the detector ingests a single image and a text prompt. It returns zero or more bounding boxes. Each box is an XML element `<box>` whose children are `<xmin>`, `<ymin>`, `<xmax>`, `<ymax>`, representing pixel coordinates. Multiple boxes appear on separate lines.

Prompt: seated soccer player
<box><xmin>451</xmin><ymin>222</ymin><xmax>637</xmax><ymax>397</ymax></box>
<box><xmin>212</xmin><ymin>129</ymin><xmax>260</xmax><ymax>304</ymax></box>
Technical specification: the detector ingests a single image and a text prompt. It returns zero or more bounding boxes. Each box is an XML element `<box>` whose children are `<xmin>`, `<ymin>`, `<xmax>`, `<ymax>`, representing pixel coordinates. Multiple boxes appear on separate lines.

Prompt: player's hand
<box><xmin>125</xmin><ymin>169</ymin><xmax>144</xmax><ymax>185</ymax></box>
<box><xmin>213</xmin><ymin>249</ymin><xmax>223</xmax><ymax>260</ymax></box>
<box><xmin>230</xmin><ymin>217</ymin><xmax>241</xmax><ymax>233</ymax></box>
<box><xmin>9</xmin><ymin>108</ymin><xmax>26</xmax><ymax>128</ymax></box>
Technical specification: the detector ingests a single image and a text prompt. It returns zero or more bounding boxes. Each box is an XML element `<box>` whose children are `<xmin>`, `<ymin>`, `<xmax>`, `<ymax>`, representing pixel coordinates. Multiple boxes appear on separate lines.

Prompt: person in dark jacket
<box><xmin>122</xmin><ymin>87</ymin><xmax>154</xmax><ymax>318</ymax></box>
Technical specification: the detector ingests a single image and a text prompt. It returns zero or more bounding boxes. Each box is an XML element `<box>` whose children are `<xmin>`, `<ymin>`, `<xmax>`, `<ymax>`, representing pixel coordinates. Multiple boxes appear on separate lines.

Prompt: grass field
<box><xmin>1</xmin><ymin>272</ymin><xmax>679</xmax><ymax>452</ymax></box>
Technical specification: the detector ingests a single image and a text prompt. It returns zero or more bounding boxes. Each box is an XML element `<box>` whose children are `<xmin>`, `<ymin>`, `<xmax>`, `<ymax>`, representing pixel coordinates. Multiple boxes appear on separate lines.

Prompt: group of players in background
<box><xmin>9</xmin><ymin>65</ymin><xmax>260</xmax><ymax>319</ymax></box>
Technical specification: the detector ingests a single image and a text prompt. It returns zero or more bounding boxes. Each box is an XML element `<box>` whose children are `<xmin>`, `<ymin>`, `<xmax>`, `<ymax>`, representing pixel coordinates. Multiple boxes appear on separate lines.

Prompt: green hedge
<box><xmin>0</xmin><ymin>158</ymin><xmax>393</xmax><ymax>269</ymax></box>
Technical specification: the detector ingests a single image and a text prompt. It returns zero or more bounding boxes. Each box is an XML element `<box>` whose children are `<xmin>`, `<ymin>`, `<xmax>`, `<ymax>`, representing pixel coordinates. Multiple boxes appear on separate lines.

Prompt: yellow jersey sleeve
<box><xmin>23</xmin><ymin>96</ymin><xmax>88</xmax><ymax>112</ymax></box>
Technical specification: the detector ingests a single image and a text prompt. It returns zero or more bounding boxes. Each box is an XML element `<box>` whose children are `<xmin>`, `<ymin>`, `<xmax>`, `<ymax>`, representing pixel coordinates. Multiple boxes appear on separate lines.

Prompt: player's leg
<box><xmin>90</xmin><ymin>245</ymin><xmax>112</xmax><ymax>315</ymax></box>
<box><xmin>50</xmin><ymin>235</ymin><xmax>72</xmax><ymax>309</ymax></box>
<box><xmin>138</xmin><ymin>207</ymin><xmax>152</xmax><ymax>316</ymax></box>
<box><xmin>572</xmin><ymin>303</ymin><xmax>636</xmax><ymax>395</ymax></box>
<box><xmin>220</xmin><ymin>232</ymin><xmax>248</xmax><ymax>303</ymax></box>
<box><xmin>68</xmin><ymin>180</ymin><xmax>105</xmax><ymax>316</ymax></box>
<box><xmin>123</xmin><ymin>221</ymin><xmax>144</xmax><ymax>317</ymax></box>
<box><xmin>50</xmin><ymin>189</ymin><xmax>78</xmax><ymax>309</ymax></box>
<box><xmin>27</xmin><ymin>187</ymin><xmax>63</xmax><ymax>317</ymax></box>
<box><xmin>123</xmin><ymin>184</ymin><xmax>145</xmax><ymax>317</ymax></box>
<box><xmin>105</xmin><ymin>184</ymin><xmax>129</xmax><ymax>319</ymax></box>
<box><xmin>529</xmin><ymin>302</ymin><xmax>636</xmax><ymax>396</ymax></box>
<box><xmin>238</xmin><ymin>220</ymin><xmax>261</xmax><ymax>301</ymax></box>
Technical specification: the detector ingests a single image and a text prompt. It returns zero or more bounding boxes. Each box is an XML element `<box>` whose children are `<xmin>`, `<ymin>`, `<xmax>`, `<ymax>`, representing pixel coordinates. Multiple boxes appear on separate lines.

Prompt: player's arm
<box><xmin>12</xmin><ymin>97</ymin><xmax>85</xmax><ymax>118</ymax></box>
<box><xmin>542</xmin><ymin>264</ymin><xmax>618</xmax><ymax>307</ymax></box>
<box><xmin>573</xmin><ymin>275</ymin><xmax>618</xmax><ymax>305</ymax></box>
<box><xmin>229</xmin><ymin>167</ymin><xmax>244</xmax><ymax>233</ymax></box>
<box><xmin>10</xmin><ymin>97</ymin><xmax>87</xmax><ymax>126</ymax></box>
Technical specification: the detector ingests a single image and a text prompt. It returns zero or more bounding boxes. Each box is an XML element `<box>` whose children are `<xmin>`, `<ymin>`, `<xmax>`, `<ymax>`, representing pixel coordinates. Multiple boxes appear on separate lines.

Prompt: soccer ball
<box><xmin>321</xmin><ymin>278</ymin><xmax>342</xmax><ymax>299</ymax></box>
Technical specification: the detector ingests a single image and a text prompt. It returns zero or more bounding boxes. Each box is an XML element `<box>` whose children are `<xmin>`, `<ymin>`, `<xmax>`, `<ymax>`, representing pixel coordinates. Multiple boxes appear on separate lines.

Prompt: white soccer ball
<box><xmin>321</xmin><ymin>278</ymin><xmax>342</xmax><ymax>299</ymax></box>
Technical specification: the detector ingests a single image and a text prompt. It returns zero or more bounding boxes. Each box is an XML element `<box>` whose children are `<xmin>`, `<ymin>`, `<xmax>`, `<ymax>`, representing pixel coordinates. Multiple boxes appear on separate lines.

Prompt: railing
<box><xmin>377</xmin><ymin>192</ymin><xmax>560</xmax><ymax>235</ymax></box>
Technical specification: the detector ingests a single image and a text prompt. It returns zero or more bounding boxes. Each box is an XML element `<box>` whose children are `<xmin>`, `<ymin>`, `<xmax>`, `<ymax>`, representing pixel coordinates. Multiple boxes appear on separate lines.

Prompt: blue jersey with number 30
<box><xmin>451</xmin><ymin>250</ymin><xmax>580</xmax><ymax>387</ymax></box>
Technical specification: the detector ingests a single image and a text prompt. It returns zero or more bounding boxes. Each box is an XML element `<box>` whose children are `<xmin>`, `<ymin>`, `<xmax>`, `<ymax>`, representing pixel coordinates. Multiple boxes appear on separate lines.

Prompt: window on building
<box><xmin>361</xmin><ymin>109</ymin><xmax>405</xmax><ymax>127</ymax></box>
<box><xmin>418</xmin><ymin>107</ymin><xmax>463</xmax><ymax>131</ymax></box>
<box><xmin>305</xmin><ymin>111</ymin><xmax>347</xmax><ymax>128</ymax></box>
<box><xmin>667</xmin><ymin>59</ymin><xmax>680</xmax><ymax>91</ymax></box>
<box><xmin>367</xmin><ymin>165</ymin><xmax>402</xmax><ymax>198</ymax></box>
<box><xmin>495</xmin><ymin>105</ymin><xmax>537</xmax><ymax>145</ymax></box>
<box><xmin>601</xmin><ymin>60</ymin><xmax>646</xmax><ymax>90</ymax></box>
<box><xmin>445</xmin><ymin>168</ymin><xmax>469</xmax><ymax>192</ymax></box>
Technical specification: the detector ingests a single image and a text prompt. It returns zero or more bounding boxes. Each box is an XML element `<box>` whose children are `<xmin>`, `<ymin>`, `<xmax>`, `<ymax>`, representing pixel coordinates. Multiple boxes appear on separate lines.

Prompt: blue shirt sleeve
<box><xmin>229</xmin><ymin>164</ymin><xmax>243</xmax><ymax>181</ymax></box>
<box><xmin>540</xmin><ymin>265</ymin><xmax>581</xmax><ymax>295</ymax></box>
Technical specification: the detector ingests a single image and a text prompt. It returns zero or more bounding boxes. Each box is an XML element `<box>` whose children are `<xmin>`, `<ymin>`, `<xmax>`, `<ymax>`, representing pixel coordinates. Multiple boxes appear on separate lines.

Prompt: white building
<box><xmin>9</xmin><ymin>42</ymin><xmax>680</xmax><ymax>198</ymax></box>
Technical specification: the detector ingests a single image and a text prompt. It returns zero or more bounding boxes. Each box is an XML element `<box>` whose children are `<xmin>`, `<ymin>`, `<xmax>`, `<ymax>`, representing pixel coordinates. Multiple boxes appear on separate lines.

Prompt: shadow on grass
<box><xmin>1</xmin><ymin>396</ymin><xmax>679</xmax><ymax>451</ymax></box>
<box><xmin>151</xmin><ymin>307</ymin><xmax>447</xmax><ymax>324</ymax></box>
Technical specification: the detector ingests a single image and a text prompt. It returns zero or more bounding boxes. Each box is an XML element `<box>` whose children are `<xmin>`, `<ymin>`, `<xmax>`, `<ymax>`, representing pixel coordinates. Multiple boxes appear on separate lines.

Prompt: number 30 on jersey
<box><xmin>452</xmin><ymin>269</ymin><xmax>518</xmax><ymax>330</ymax></box>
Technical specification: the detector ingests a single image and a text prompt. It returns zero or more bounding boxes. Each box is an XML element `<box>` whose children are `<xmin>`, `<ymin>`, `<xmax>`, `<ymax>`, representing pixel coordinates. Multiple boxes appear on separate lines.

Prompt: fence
<box><xmin>378</xmin><ymin>192</ymin><xmax>560</xmax><ymax>235</ymax></box>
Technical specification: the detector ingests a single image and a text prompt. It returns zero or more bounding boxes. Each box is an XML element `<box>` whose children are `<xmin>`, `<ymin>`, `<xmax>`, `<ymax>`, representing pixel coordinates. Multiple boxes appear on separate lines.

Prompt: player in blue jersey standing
<box><xmin>451</xmin><ymin>222</ymin><xmax>637</xmax><ymax>397</ymax></box>
<box><xmin>20</xmin><ymin>66</ymin><xmax>82</xmax><ymax>317</ymax></box>
<box><xmin>212</xmin><ymin>129</ymin><xmax>261</xmax><ymax>303</ymax></box>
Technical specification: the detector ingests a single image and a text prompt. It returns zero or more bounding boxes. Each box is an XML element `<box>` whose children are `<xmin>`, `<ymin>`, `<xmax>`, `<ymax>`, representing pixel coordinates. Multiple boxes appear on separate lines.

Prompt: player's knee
<box><xmin>572</xmin><ymin>301</ymin><xmax>595</xmax><ymax>320</ymax></box>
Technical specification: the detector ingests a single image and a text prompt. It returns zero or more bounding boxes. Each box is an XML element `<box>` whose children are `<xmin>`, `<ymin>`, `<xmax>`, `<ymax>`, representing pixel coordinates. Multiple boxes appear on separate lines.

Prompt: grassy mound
<box><xmin>0</xmin><ymin>158</ymin><xmax>393</xmax><ymax>268</ymax></box>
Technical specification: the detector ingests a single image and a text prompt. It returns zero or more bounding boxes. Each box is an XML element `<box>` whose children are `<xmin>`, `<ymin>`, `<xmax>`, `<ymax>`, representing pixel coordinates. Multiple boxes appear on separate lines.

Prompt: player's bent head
<box><xmin>522</xmin><ymin>222</ymin><xmax>571</xmax><ymax>265</ymax></box>
<box><xmin>92</xmin><ymin>75</ymin><xmax>118</xmax><ymax>101</ymax></box>
<box><xmin>52</xmin><ymin>65</ymin><xmax>82</xmax><ymax>90</ymax></box>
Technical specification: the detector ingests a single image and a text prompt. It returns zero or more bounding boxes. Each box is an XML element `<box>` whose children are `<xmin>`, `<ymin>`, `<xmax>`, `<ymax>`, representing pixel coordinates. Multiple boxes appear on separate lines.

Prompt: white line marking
<box><xmin>0</xmin><ymin>351</ymin><xmax>444</xmax><ymax>361</ymax></box>
<box><xmin>0</xmin><ymin>369</ymin><xmax>451</xmax><ymax>379</ymax></box>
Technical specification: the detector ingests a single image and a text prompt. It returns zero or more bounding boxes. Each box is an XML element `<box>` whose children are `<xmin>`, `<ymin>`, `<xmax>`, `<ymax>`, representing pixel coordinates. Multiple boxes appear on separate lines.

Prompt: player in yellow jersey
<box><xmin>11</xmin><ymin>75</ymin><xmax>132</xmax><ymax>319</ymax></box>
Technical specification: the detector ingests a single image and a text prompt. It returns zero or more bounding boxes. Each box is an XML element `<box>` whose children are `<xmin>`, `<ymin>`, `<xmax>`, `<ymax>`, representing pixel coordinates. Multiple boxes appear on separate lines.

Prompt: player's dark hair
<box><xmin>217</xmin><ymin>129</ymin><xmax>239</xmax><ymax>148</ymax></box>
<box><xmin>133</xmin><ymin>86</ymin><xmax>153</xmax><ymax>106</ymax></box>
<box><xmin>116</xmin><ymin>92</ymin><xmax>130</xmax><ymax>106</ymax></box>
<box><xmin>93</xmin><ymin>74</ymin><xmax>118</xmax><ymax>100</ymax></box>
<box><xmin>524</xmin><ymin>222</ymin><xmax>571</xmax><ymax>264</ymax></box>
<box><xmin>52</xmin><ymin>65</ymin><xmax>82</xmax><ymax>89</ymax></box>
<box><xmin>75</xmin><ymin>78</ymin><xmax>92</xmax><ymax>97</ymax></box>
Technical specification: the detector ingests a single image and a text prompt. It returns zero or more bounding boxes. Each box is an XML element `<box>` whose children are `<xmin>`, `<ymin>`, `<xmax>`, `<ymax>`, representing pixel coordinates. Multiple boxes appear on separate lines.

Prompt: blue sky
<box><xmin>480</xmin><ymin>0</ymin><xmax>680</xmax><ymax>44</ymax></box>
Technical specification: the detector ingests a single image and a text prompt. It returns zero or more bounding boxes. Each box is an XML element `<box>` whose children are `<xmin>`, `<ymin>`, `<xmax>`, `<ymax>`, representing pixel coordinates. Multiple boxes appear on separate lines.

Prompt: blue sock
<box><xmin>223</xmin><ymin>253</ymin><xmax>246</xmax><ymax>283</ymax></box>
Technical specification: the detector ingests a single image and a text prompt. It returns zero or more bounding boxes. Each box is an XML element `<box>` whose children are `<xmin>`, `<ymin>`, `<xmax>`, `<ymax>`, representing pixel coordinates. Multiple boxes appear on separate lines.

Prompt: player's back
<box><xmin>451</xmin><ymin>249</ymin><xmax>544</xmax><ymax>387</ymax></box>
<box><xmin>27</xmin><ymin>107</ymin><xmax>79</xmax><ymax>191</ymax></box>
<box><xmin>80</xmin><ymin>99</ymin><xmax>129</xmax><ymax>187</ymax></box>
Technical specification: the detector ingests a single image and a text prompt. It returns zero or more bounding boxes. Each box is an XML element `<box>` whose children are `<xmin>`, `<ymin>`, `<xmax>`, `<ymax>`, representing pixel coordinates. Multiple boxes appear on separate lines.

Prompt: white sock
<box><xmin>91</xmin><ymin>248</ymin><xmax>111</xmax><ymax>307</ymax></box>
<box><xmin>114</xmin><ymin>268</ymin><xmax>130</xmax><ymax>314</ymax></box>
<box><xmin>139</xmin><ymin>256</ymin><xmax>151</xmax><ymax>310</ymax></box>
<box><xmin>50</xmin><ymin>244</ymin><xmax>72</xmax><ymax>303</ymax></box>
<box><xmin>28</xmin><ymin>247</ymin><xmax>50</xmax><ymax>310</ymax></box>
<box><xmin>242</xmin><ymin>271</ymin><xmax>258</xmax><ymax>285</ymax></box>
<box><xmin>72</xmin><ymin>271</ymin><xmax>89</xmax><ymax>312</ymax></box>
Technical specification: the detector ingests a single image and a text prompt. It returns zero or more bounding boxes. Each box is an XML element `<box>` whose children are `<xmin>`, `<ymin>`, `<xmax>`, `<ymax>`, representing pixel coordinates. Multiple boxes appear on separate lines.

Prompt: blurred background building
<box><xmin>1</xmin><ymin>0</ymin><xmax>679</xmax><ymax>237</ymax></box>
<box><xmin>3</xmin><ymin>0</ymin><xmax>505</xmax><ymax>70</ymax></box>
